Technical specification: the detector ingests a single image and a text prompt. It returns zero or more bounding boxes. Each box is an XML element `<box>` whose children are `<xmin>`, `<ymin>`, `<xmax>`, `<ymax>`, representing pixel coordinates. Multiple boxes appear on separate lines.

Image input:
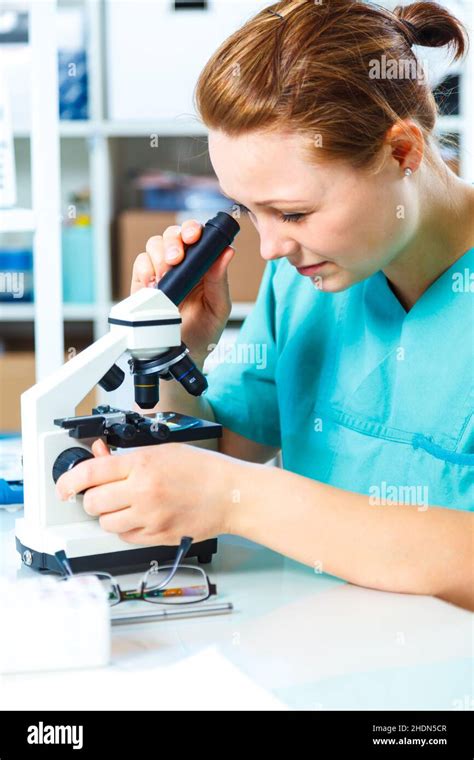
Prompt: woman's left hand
<box><xmin>55</xmin><ymin>439</ymin><xmax>237</xmax><ymax>545</ymax></box>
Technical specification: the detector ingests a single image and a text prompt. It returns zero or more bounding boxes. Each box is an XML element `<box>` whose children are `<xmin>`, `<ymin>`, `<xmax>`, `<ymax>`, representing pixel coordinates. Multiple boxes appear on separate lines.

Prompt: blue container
<box><xmin>58</xmin><ymin>49</ymin><xmax>89</xmax><ymax>120</ymax></box>
<box><xmin>0</xmin><ymin>249</ymin><xmax>34</xmax><ymax>302</ymax></box>
<box><xmin>62</xmin><ymin>226</ymin><xmax>94</xmax><ymax>303</ymax></box>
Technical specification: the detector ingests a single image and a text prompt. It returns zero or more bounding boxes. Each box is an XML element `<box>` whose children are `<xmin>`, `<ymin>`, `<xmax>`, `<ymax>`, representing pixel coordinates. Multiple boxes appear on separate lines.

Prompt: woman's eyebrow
<box><xmin>219</xmin><ymin>187</ymin><xmax>308</xmax><ymax>206</ymax></box>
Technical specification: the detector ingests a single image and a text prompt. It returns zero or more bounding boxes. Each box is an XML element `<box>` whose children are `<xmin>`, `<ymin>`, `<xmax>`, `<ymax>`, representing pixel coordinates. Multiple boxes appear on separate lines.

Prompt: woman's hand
<box><xmin>130</xmin><ymin>219</ymin><xmax>235</xmax><ymax>368</ymax></box>
<box><xmin>55</xmin><ymin>438</ymin><xmax>238</xmax><ymax>546</ymax></box>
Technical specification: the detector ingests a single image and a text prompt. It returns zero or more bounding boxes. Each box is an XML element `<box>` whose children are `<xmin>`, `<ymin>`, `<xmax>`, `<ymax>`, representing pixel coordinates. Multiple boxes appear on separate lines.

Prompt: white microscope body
<box><xmin>16</xmin><ymin>287</ymin><xmax>216</xmax><ymax>573</ymax></box>
<box><xmin>15</xmin><ymin>210</ymin><xmax>239</xmax><ymax>573</ymax></box>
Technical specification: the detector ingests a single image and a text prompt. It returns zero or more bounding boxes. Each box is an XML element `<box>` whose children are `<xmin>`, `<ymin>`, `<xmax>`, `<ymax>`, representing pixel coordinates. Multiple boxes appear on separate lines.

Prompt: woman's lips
<box><xmin>296</xmin><ymin>262</ymin><xmax>329</xmax><ymax>276</ymax></box>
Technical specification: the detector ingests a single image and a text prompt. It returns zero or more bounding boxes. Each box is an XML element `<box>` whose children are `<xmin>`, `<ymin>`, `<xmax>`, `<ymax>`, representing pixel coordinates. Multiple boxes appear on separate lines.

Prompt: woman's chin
<box><xmin>312</xmin><ymin>269</ymin><xmax>362</xmax><ymax>293</ymax></box>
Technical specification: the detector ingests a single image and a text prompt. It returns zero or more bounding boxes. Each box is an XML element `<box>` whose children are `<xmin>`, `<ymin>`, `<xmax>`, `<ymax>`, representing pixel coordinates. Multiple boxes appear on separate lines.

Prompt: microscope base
<box><xmin>15</xmin><ymin>518</ymin><xmax>217</xmax><ymax>575</ymax></box>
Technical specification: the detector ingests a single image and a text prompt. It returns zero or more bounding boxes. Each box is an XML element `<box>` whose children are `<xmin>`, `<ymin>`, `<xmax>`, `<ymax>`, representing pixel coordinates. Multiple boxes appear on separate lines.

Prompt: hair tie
<box><xmin>400</xmin><ymin>18</ymin><xmax>418</xmax><ymax>43</ymax></box>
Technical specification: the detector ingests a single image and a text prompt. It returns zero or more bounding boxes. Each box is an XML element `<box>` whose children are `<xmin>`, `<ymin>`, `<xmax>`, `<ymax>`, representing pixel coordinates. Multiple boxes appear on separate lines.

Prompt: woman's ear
<box><xmin>385</xmin><ymin>119</ymin><xmax>424</xmax><ymax>174</ymax></box>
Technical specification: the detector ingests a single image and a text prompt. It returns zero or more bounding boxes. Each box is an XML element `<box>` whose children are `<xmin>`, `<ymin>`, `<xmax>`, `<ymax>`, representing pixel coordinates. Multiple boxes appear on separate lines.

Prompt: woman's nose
<box><xmin>259</xmin><ymin>227</ymin><xmax>298</xmax><ymax>262</ymax></box>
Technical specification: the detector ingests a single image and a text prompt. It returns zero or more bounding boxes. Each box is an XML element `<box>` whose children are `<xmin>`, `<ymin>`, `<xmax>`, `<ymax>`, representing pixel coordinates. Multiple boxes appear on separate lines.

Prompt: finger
<box><xmin>162</xmin><ymin>225</ymin><xmax>186</xmax><ymax>264</ymax></box>
<box><xmin>118</xmin><ymin>527</ymin><xmax>149</xmax><ymax>545</ymax></box>
<box><xmin>56</xmin><ymin>453</ymin><xmax>131</xmax><ymax>501</ymax></box>
<box><xmin>144</xmin><ymin>235</ymin><xmax>168</xmax><ymax>280</ymax></box>
<box><xmin>98</xmin><ymin>508</ymin><xmax>141</xmax><ymax>535</ymax></box>
<box><xmin>82</xmin><ymin>480</ymin><xmax>131</xmax><ymax>516</ymax></box>
<box><xmin>181</xmin><ymin>219</ymin><xmax>202</xmax><ymax>243</ymax></box>
<box><xmin>92</xmin><ymin>438</ymin><xmax>110</xmax><ymax>457</ymax></box>
<box><xmin>131</xmin><ymin>252</ymin><xmax>157</xmax><ymax>293</ymax></box>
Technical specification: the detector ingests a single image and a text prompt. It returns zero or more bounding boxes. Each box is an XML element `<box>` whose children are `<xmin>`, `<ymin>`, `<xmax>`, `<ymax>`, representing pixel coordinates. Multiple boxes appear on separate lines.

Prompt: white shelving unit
<box><xmin>2</xmin><ymin>0</ymin><xmax>473</xmax><ymax>351</ymax></box>
<box><xmin>1</xmin><ymin>0</ymin><xmax>64</xmax><ymax>381</ymax></box>
<box><xmin>0</xmin><ymin>207</ymin><xmax>35</xmax><ymax>233</ymax></box>
<box><xmin>2</xmin><ymin>0</ymin><xmax>259</xmax><ymax>344</ymax></box>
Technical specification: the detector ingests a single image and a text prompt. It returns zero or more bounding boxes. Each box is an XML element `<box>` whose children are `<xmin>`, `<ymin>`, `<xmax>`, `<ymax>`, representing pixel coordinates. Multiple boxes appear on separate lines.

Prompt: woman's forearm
<box><xmin>226</xmin><ymin>462</ymin><xmax>474</xmax><ymax>610</ymax></box>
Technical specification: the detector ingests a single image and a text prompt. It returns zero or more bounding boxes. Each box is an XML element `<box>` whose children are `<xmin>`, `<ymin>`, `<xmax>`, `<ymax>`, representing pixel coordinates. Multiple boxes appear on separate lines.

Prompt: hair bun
<box><xmin>394</xmin><ymin>1</ymin><xmax>467</xmax><ymax>60</ymax></box>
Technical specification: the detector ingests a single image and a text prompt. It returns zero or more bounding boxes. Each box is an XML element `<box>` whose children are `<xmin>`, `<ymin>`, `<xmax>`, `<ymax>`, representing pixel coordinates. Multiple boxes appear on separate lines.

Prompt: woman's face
<box><xmin>208</xmin><ymin>128</ymin><xmax>419</xmax><ymax>292</ymax></box>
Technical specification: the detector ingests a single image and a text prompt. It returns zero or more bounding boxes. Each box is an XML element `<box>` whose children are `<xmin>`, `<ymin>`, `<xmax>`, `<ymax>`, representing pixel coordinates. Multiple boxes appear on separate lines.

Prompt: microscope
<box><xmin>15</xmin><ymin>211</ymin><xmax>240</xmax><ymax>574</ymax></box>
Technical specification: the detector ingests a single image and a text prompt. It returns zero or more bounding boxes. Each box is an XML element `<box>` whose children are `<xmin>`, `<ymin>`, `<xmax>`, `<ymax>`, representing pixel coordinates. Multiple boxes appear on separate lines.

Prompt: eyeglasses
<box><xmin>54</xmin><ymin>536</ymin><xmax>217</xmax><ymax>607</ymax></box>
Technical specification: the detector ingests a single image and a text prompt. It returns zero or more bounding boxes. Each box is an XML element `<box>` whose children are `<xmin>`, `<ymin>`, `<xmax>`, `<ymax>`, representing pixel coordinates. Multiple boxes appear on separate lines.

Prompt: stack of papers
<box><xmin>0</xmin><ymin>646</ymin><xmax>287</xmax><ymax>710</ymax></box>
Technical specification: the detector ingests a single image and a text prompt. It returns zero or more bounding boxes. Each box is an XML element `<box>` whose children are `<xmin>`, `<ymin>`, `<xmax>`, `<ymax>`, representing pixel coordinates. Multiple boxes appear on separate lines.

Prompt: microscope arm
<box><xmin>21</xmin><ymin>329</ymin><xmax>128</xmax><ymax>435</ymax></box>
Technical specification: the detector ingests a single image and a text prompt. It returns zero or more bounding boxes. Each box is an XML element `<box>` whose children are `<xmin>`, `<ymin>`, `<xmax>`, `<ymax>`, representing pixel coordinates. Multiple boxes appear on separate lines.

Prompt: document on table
<box><xmin>0</xmin><ymin>646</ymin><xmax>287</xmax><ymax>711</ymax></box>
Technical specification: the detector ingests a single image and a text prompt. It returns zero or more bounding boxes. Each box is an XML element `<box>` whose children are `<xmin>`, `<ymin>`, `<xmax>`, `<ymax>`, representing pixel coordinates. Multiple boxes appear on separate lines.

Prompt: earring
<box><xmin>404</xmin><ymin>167</ymin><xmax>413</xmax><ymax>177</ymax></box>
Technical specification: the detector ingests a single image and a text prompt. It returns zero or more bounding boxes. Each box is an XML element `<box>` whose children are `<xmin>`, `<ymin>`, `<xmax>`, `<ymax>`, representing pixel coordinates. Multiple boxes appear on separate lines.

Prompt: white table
<box><xmin>0</xmin><ymin>508</ymin><xmax>472</xmax><ymax>710</ymax></box>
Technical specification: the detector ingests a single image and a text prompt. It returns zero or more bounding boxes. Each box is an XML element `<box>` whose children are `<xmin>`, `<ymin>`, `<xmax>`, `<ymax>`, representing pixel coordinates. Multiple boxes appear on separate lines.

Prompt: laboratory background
<box><xmin>0</xmin><ymin>0</ymin><xmax>472</xmax><ymax>424</ymax></box>
<box><xmin>0</xmin><ymin>0</ymin><xmax>472</xmax><ymax>720</ymax></box>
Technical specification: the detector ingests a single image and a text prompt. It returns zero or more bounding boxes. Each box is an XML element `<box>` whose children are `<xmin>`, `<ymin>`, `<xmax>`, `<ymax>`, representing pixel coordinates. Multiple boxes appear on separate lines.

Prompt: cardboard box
<box><xmin>115</xmin><ymin>210</ymin><xmax>266</xmax><ymax>303</ymax></box>
<box><xmin>0</xmin><ymin>352</ymin><xmax>97</xmax><ymax>432</ymax></box>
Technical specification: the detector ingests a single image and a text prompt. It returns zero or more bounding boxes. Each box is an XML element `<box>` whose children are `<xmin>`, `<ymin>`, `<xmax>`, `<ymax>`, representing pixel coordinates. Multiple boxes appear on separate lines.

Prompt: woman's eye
<box><xmin>236</xmin><ymin>204</ymin><xmax>305</xmax><ymax>224</ymax></box>
<box><xmin>280</xmin><ymin>213</ymin><xmax>305</xmax><ymax>224</ymax></box>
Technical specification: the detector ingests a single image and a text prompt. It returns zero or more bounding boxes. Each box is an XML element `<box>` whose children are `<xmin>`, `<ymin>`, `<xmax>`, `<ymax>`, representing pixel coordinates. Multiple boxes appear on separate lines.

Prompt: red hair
<box><xmin>194</xmin><ymin>0</ymin><xmax>468</xmax><ymax>169</ymax></box>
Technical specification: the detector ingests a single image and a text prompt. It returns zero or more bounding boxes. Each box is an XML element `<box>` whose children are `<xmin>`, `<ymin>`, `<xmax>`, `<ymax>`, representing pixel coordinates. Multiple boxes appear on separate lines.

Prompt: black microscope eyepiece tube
<box><xmin>131</xmin><ymin>211</ymin><xmax>239</xmax><ymax>405</ymax></box>
<box><xmin>157</xmin><ymin>211</ymin><xmax>240</xmax><ymax>306</ymax></box>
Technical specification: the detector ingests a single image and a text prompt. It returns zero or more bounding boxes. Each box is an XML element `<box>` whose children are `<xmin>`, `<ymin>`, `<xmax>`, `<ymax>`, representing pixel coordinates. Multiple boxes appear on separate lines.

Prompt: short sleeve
<box><xmin>203</xmin><ymin>260</ymin><xmax>281</xmax><ymax>448</ymax></box>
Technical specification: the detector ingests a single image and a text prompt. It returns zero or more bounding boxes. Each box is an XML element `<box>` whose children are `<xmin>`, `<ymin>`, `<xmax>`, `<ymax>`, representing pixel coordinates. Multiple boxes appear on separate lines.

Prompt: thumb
<box><xmin>92</xmin><ymin>438</ymin><xmax>111</xmax><ymax>457</ymax></box>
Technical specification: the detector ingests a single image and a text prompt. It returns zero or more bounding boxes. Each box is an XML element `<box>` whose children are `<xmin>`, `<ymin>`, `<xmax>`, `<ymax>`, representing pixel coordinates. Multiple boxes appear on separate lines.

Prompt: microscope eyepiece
<box><xmin>157</xmin><ymin>211</ymin><xmax>240</xmax><ymax>305</ymax></box>
<box><xmin>130</xmin><ymin>211</ymin><xmax>240</xmax><ymax>409</ymax></box>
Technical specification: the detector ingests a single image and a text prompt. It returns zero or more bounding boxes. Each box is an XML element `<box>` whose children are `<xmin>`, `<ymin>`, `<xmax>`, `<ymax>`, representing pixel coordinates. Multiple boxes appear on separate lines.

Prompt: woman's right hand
<box><xmin>130</xmin><ymin>219</ymin><xmax>235</xmax><ymax>368</ymax></box>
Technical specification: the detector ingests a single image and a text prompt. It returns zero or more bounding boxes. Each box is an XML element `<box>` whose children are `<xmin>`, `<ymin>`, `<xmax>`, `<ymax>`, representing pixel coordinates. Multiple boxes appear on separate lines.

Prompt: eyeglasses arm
<box><xmin>54</xmin><ymin>549</ymin><xmax>74</xmax><ymax>577</ymax></box>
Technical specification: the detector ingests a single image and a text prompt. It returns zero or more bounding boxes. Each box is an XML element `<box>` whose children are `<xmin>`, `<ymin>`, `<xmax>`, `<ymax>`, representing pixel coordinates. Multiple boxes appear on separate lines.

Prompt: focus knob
<box><xmin>52</xmin><ymin>446</ymin><xmax>94</xmax><ymax>494</ymax></box>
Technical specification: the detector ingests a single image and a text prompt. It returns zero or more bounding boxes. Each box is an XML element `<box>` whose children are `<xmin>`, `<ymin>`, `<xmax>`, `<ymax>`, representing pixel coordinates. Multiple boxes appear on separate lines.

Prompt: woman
<box><xmin>56</xmin><ymin>0</ymin><xmax>474</xmax><ymax>609</ymax></box>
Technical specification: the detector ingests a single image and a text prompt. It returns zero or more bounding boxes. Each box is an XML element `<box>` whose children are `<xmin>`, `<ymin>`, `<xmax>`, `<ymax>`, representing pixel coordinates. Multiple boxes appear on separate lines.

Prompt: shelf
<box><xmin>14</xmin><ymin>118</ymin><xmax>208</xmax><ymax>139</ymax></box>
<box><xmin>0</xmin><ymin>303</ymin><xmax>100</xmax><ymax>322</ymax></box>
<box><xmin>0</xmin><ymin>208</ymin><xmax>35</xmax><ymax>233</ymax></box>
<box><xmin>103</xmin><ymin>119</ymin><xmax>207</xmax><ymax>137</ymax></box>
<box><xmin>436</xmin><ymin>116</ymin><xmax>465</xmax><ymax>132</ymax></box>
<box><xmin>13</xmin><ymin>115</ymin><xmax>465</xmax><ymax>141</ymax></box>
<box><xmin>0</xmin><ymin>300</ymin><xmax>254</xmax><ymax>322</ymax></box>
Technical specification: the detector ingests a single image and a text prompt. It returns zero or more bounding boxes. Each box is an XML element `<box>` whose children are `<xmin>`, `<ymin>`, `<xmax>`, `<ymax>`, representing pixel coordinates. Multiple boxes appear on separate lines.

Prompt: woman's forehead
<box><xmin>208</xmin><ymin>129</ymin><xmax>324</xmax><ymax>198</ymax></box>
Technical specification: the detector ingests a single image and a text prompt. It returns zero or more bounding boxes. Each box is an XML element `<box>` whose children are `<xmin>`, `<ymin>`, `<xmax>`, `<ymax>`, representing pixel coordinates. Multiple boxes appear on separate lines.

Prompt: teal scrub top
<box><xmin>204</xmin><ymin>246</ymin><xmax>474</xmax><ymax>511</ymax></box>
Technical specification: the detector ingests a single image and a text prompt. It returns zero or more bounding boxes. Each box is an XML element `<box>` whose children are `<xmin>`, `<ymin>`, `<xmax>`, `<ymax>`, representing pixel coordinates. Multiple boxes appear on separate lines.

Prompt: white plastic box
<box><xmin>0</xmin><ymin>575</ymin><xmax>110</xmax><ymax>674</ymax></box>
